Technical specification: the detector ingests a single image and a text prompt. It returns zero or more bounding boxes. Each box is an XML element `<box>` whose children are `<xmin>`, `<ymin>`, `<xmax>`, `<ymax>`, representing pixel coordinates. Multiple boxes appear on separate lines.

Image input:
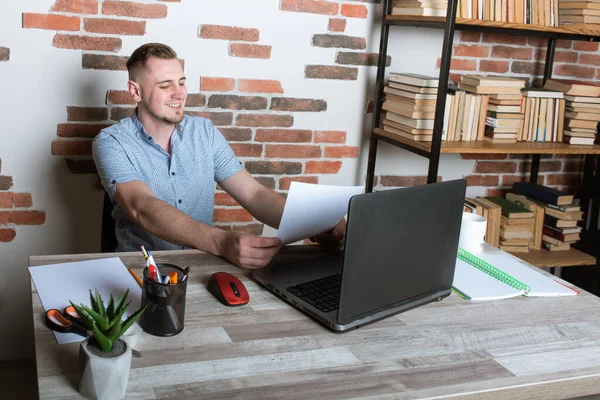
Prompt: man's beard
<box><xmin>149</xmin><ymin>107</ymin><xmax>184</xmax><ymax>125</ymax></box>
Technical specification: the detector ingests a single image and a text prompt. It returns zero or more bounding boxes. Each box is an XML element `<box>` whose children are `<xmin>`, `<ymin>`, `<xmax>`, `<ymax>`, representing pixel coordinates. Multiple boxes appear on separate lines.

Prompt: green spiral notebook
<box><xmin>453</xmin><ymin>248</ymin><xmax>577</xmax><ymax>300</ymax></box>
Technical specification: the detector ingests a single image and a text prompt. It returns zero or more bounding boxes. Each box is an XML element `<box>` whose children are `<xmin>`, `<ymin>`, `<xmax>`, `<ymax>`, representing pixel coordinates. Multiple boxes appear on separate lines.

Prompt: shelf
<box><xmin>387</xmin><ymin>16</ymin><xmax>600</xmax><ymax>40</ymax></box>
<box><xmin>373</xmin><ymin>128</ymin><xmax>600</xmax><ymax>155</ymax></box>
<box><xmin>508</xmin><ymin>247</ymin><xmax>597</xmax><ymax>268</ymax></box>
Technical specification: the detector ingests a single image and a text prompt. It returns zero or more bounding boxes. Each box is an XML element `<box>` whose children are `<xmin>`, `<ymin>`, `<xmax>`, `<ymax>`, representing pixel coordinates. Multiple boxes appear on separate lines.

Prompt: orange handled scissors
<box><xmin>44</xmin><ymin>306</ymin><xmax>88</xmax><ymax>337</ymax></box>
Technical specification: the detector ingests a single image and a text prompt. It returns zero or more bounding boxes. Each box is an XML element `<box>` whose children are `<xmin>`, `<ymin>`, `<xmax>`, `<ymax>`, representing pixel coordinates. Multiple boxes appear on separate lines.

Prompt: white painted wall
<box><xmin>0</xmin><ymin>0</ymin><xmax>477</xmax><ymax>361</ymax></box>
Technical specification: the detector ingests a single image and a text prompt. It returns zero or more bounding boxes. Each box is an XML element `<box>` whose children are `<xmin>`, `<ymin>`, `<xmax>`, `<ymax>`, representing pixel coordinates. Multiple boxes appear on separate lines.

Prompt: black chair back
<box><xmin>101</xmin><ymin>191</ymin><xmax>117</xmax><ymax>252</ymax></box>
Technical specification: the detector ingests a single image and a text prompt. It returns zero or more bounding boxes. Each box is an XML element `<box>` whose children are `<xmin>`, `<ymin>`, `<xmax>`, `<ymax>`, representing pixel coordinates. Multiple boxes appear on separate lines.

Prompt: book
<box><xmin>565</xmin><ymin>111</ymin><xmax>600</xmax><ymax>121</ymax></box>
<box><xmin>521</xmin><ymin>87</ymin><xmax>565</xmax><ymax>98</ymax></box>
<box><xmin>542</xmin><ymin>240</ymin><xmax>571</xmax><ymax>251</ymax></box>
<box><xmin>565</xmin><ymin>136</ymin><xmax>596</xmax><ymax>145</ymax></box>
<box><xmin>542</xmin><ymin>226</ymin><xmax>580</xmax><ymax>242</ymax></box>
<box><xmin>486</xmin><ymin>197</ymin><xmax>536</xmax><ymax>219</ymax></box>
<box><xmin>388</xmin><ymin>81</ymin><xmax>438</xmax><ymax>94</ymax></box>
<box><xmin>499</xmin><ymin>244</ymin><xmax>530</xmax><ymax>253</ymax></box>
<box><xmin>544</xmin><ymin>214</ymin><xmax>579</xmax><ymax>228</ymax></box>
<box><xmin>512</xmin><ymin>182</ymin><xmax>575</xmax><ymax>206</ymax></box>
<box><xmin>384</xmin><ymin>87</ymin><xmax>438</xmax><ymax>100</ymax></box>
<box><xmin>384</xmin><ymin>97</ymin><xmax>437</xmax><ymax>111</ymax></box>
<box><xmin>486</xmin><ymin>117</ymin><xmax>523</xmax><ymax>128</ymax></box>
<box><xmin>458</xmin><ymin>82</ymin><xmax>523</xmax><ymax>94</ymax></box>
<box><xmin>382</xmin><ymin>102</ymin><xmax>435</xmax><ymax>119</ymax></box>
<box><xmin>544</xmin><ymin>79</ymin><xmax>600</xmax><ymax>97</ymax></box>
<box><xmin>388</xmin><ymin>73</ymin><xmax>440</xmax><ymax>88</ymax></box>
<box><xmin>391</xmin><ymin>7</ymin><xmax>447</xmax><ymax>16</ymax></box>
<box><xmin>564</xmin><ymin>95</ymin><xmax>600</xmax><ymax>104</ymax></box>
<box><xmin>543</xmin><ymin>207</ymin><xmax>584</xmax><ymax>221</ymax></box>
<box><xmin>452</xmin><ymin>249</ymin><xmax>578</xmax><ymax>301</ymax></box>
<box><xmin>505</xmin><ymin>193</ymin><xmax>544</xmax><ymax>250</ymax></box>
<box><xmin>385</xmin><ymin>112</ymin><xmax>435</xmax><ymax>129</ymax></box>
<box><xmin>461</xmin><ymin>75</ymin><xmax>528</xmax><ymax>88</ymax></box>
<box><xmin>382</xmin><ymin>119</ymin><xmax>432</xmax><ymax>134</ymax></box>
<box><xmin>381</xmin><ymin>124</ymin><xmax>433</xmax><ymax>142</ymax></box>
<box><xmin>487</xmin><ymin>104</ymin><xmax>522</xmax><ymax>113</ymax></box>
<box><xmin>545</xmin><ymin>200</ymin><xmax>581</xmax><ymax>212</ymax></box>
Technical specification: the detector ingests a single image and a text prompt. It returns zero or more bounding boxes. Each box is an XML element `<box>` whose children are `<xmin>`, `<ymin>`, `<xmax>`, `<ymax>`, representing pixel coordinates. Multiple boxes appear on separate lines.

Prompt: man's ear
<box><xmin>128</xmin><ymin>81</ymin><xmax>141</xmax><ymax>103</ymax></box>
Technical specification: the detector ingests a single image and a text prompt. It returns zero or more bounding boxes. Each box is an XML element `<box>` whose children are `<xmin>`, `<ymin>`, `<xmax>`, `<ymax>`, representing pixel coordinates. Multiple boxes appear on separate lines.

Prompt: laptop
<box><xmin>252</xmin><ymin>179</ymin><xmax>467</xmax><ymax>332</ymax></box>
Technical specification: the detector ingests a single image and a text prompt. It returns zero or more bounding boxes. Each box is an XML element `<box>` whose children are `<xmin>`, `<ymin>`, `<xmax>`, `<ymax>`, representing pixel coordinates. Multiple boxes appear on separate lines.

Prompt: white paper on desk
<box><xmin>277</xmin><ymin>182</ymin><xmax>364</xmax><ymax>245</ymax></box>
<box><xmin>29</xmin><ymin>257</ymin><xmax>142</xmax><ymax>344</ymax></box>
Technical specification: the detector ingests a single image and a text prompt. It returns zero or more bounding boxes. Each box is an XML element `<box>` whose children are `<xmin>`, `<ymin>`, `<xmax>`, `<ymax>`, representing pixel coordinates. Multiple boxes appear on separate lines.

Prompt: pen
<box><xmin>181</xmin><ymin>266</ymin><xmax>190</xmax><ymax>282</ymax></box>
<box><xmin>148</xmin><ymin>260</ymin><xmax>161</xmax><ymax>283</ymax></box>
<box><xmin>129</xmin><ymin>268</ymin><xmax>143</xmax><ymax>288</ymax></box>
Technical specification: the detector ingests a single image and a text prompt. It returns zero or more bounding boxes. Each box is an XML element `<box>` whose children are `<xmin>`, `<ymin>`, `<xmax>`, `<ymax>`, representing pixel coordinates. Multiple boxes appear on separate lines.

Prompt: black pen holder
<box><xmin>139</xmin><ymin>263</ymin><xmax>187</xmax><ymax>337</ymax></box>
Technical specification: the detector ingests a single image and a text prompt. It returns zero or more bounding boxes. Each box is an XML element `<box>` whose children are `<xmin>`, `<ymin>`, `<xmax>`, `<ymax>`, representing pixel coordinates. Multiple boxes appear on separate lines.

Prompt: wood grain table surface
<box><xmin>30</xmin><ymin>249</ymin><xmax>600</xmax><ymax>399</ymax></box>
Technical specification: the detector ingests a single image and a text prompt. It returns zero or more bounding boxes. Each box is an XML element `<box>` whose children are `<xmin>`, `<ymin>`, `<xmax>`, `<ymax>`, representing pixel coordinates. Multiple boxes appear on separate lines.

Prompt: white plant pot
<box><xmin>78</xmin><ymin>338</ymin><xmax>132</xmax><ymax>400</ymax></box>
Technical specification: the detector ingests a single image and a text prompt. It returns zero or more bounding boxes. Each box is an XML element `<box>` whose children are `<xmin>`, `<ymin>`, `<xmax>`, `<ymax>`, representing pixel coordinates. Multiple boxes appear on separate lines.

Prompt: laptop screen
<box><xmin>337</xmin><ymin>179</ymin><xmax>466</xmax><ymax>325</ymax></box>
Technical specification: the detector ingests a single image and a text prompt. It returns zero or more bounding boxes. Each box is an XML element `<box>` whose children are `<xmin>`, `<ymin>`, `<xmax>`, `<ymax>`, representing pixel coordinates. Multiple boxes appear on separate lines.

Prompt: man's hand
<box><xmin>221</xmin><ymin>231</ymin><xmax>282</xmax><ymax>270</ymax></box>
<box><xmin>311</xmin><ymin>218</ymin><xmax>346</xmax><ymax>249</ymax></box>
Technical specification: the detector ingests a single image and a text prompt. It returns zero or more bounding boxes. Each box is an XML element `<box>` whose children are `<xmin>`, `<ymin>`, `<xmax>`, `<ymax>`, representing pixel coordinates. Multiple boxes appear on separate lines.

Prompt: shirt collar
<box><xmin>130</xmin><ymin>108</ymin><xmax>188</xmax><ymax>139</ymax></box>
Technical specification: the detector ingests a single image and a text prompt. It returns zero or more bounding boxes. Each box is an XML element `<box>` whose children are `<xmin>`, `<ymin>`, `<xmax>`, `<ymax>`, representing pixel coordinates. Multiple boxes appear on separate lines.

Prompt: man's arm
<box><xmin>115</xmin><ymin>179</ymin><xmax>282</xmax><ymax>269</ymax></box>
<box><xmin>115</xmin><ymin>180</ymin><xmax>225</xmax><ymax>253</ymax></box>
<box><xmin>220</xmin><ymin>170</ymin><xmax>346</xmax><ymax>248</ymax></box>
<box><xmin>219</xmin><ymin>169</ymin><xmax>286</xmax><ymax>229</ymax></box>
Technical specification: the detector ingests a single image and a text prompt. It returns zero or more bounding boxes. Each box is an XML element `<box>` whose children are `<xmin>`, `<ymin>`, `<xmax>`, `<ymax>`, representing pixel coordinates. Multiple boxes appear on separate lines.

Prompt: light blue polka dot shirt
<box><xmin>93</xmin><ymin>110</ymin><xmax>243</xmax><ymax>252</ymax></box>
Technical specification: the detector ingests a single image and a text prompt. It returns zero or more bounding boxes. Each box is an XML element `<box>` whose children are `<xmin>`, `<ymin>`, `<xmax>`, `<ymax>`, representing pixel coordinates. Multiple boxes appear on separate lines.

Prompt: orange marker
<box><xmin>169</xmin><ymin>271</ymin><xmax>178</xmax><ymax>284</ymax></box>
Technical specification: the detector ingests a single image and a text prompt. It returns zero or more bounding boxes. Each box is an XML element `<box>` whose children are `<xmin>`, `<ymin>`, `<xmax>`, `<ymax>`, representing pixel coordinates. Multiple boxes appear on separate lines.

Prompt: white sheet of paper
<box><xmin>29</xmin><ymin>257</ymin><xmax>143</xmax><ymax>344</ymax></box>
<box><xmin>277</xmin><ymin>182</ymin><xmax>364</xmax><ymax>245</ymax></box>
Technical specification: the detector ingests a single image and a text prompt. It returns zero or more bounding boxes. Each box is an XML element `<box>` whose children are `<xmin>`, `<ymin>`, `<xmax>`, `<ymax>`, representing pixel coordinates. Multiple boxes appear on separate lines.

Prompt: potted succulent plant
<box><xmin>70</xmin><ymin>289</ymin><xmax>146</xmax><ymax>400</ymax></box>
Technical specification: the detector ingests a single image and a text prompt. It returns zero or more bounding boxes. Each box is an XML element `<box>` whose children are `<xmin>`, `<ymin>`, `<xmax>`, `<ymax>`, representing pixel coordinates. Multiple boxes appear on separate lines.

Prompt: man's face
<box><xmin>134</xmin><ymin>57</ymin><xmax>187</xmax><ymax>125</ymax></box>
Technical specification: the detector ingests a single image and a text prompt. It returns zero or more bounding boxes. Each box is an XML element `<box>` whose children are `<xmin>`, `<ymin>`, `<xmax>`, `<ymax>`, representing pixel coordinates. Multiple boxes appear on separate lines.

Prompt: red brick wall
<box><xmin>0</xmin><ymin>159</ymin><xmax>46</xmax><ymax>242</ymax></box>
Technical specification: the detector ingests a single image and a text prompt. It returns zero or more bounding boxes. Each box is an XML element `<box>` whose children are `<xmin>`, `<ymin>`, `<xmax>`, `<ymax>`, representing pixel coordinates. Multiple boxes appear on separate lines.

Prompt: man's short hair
<box><xmin>126</xmin><ymin>43</ymin><xmax>178</xmax><ymax>81</ymax></box>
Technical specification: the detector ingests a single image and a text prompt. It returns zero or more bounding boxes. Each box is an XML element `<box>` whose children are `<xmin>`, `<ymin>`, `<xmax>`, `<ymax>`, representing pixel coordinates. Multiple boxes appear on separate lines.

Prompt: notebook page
<box><xmin>452</xmin><ymin>258</ymin><xmax>524</xmax><ymax>301</ymax></box>
<box><xmin>477</xmin><ymin>253</ymin><xmax>577</xmax><ymax>297</ymax></box>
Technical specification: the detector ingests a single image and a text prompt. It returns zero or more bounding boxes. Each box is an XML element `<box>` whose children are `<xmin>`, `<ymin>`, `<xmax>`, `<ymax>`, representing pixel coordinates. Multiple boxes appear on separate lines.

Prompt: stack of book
<box><xmin>513</xmin><ymin>183</ymin><xmax>583</xmax><ymax>251</ymax></box>
<box><xmin>444</xmin><ymin>87</ymin><xmax>486</xmax><ymax>141</ymax></box>
<box><xmin>381</xmin><ymin>73</ymin><xmax>443</xmax><ymax>142</ymax></box>
<box><xmin>391</xmin><ymin>0</ymin><xmax>447</xmax><ymax>16</ymax></box>
<box><xmin>458</xmin><ymin>75</ymin><xmax>526</xmax><ymax>143</ymax></box>
<box><xmin>544</xmin><ymin>79</ymin><xmax>600</xmax><ymax>145</ymax></box>
<box><xmin>451</xmin><ymin>0</ymin><xmax>557</xmax><ymax>26</ymax></box>
<box><xmin>486</xmin><ymin>196</ymin><xmax>535</xmax><ymax>253</ymax></box>
<box><xmin>519</xmin><ymin>87</ymin><xmax>565</xmax><ymax>143</ymax></box>
<box><xmin>559</xmin><ymin>1</ymin><xmax>600</xmax><ymax>25</ymax></box>
<box><xmin>504</xmin><ymin>193</ymin><xmax>545</xmax><ymax>250</ymax></box>
<box><xmin>464</xmin><ymin>197</ymin><xmax>502</xmax><ymax>247</ymax></box>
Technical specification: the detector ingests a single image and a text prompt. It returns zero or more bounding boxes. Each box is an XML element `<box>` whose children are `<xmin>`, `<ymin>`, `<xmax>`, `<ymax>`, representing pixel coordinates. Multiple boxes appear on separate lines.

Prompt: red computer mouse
<box><xmin>206</xmin><ymin>272</ymin><xmax>250</xmax><ymax>306</ymax></box>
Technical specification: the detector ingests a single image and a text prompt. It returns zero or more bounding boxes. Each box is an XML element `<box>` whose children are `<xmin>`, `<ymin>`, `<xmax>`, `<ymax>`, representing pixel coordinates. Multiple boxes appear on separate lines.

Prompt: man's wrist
<box><xmin>208</xmin><ymin>228</ymin><xmax>228</xmax><ymax>257</ymax></box>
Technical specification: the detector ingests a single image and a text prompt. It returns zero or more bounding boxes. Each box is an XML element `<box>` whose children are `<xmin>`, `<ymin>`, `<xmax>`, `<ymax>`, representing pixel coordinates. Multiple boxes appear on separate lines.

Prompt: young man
<box><xmin>93</xmin><ymin>43</ymin><xmax>345</xmax><ymax>270</ymax></box>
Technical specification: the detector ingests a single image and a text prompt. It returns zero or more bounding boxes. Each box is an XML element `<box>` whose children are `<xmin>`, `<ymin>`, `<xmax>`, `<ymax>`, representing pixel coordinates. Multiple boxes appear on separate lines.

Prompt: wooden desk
<box><xmin>30</xmin><ymin>250</ymin><xmax>600</xmax><ymax>399</ymax></box>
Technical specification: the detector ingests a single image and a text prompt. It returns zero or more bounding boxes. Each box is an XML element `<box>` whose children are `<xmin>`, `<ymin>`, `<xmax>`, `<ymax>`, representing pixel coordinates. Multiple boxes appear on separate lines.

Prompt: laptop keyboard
<box><xmin>287</xmin><ymin>274</ymin><xmax>341</xmax><ymax>312</ymax></box>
